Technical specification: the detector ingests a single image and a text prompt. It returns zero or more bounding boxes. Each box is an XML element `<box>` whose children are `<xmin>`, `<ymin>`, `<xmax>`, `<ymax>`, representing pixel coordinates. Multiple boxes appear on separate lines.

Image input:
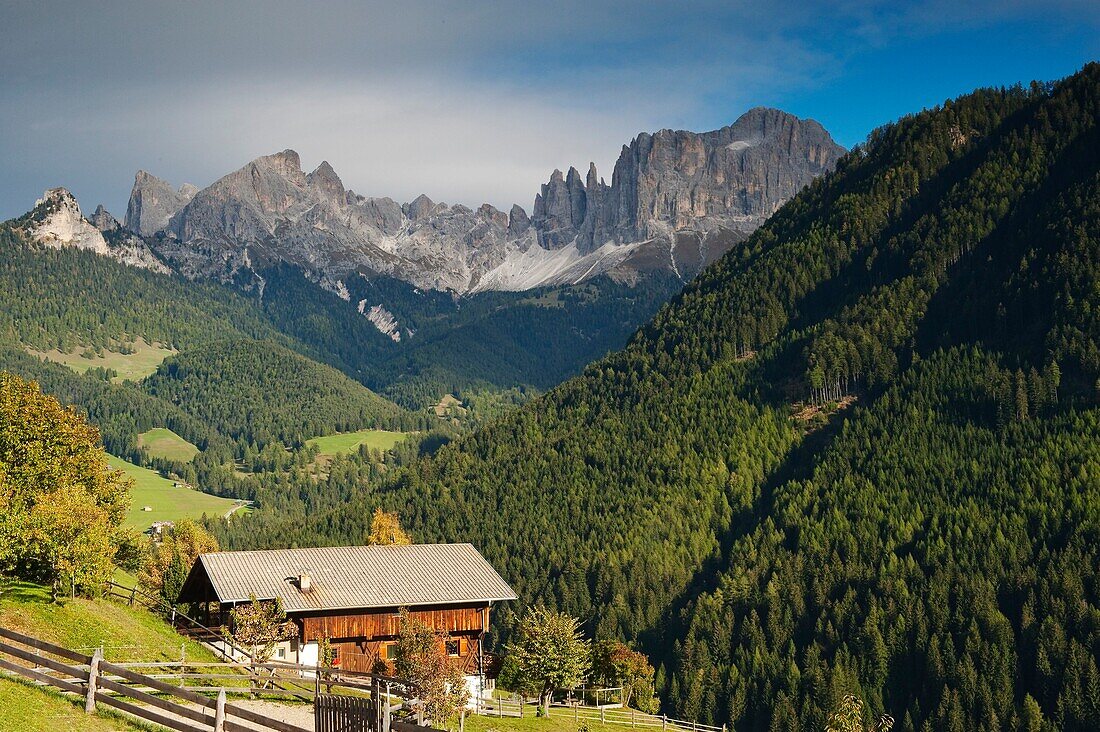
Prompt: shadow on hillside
<box><xmin>638</xmin><ymin>403</ymin><xmax>854</xmax><ymax>669</ymax></box>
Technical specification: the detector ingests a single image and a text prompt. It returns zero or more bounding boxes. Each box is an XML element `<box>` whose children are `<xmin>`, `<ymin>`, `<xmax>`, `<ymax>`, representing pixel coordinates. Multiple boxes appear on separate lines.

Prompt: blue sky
<box><xmin>0</xmin><ymin>1</ymin><xmax>1097</xmax><ymax>220</ymax></box>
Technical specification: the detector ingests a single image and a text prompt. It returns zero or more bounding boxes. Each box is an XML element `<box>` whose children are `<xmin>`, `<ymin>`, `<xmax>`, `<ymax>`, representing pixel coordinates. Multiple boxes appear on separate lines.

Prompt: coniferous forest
<box><xmin>1</xmin><ymin>50</ymin><xmax>1098</xmax><ymax>732</ymax></box>
<box><xmin>212</xmin><ymin>67</ymin><xmax>1100</xmax><ymax>730</ymax></box>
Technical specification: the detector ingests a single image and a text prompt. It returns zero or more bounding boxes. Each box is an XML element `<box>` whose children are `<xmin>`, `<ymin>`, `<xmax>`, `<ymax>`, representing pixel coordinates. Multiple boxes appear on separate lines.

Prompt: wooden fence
<box><xmin>0</xmin><ymin>625</ymin><xmax>311</xmax><ymax>731</ymax></box>
<box><xmin>1</xmin><ymin>624</ymin><xmax>459</xmax><ymax>732</ymax></box>
<box><xmin>550</xmin><ymin>703</ymin><xmax>726</xmax><ymax>732</ymax></box>
<box><xmin>470</xmin><ymin>693</ymin><xmax>724</xmax><ymax>732</ymax></box>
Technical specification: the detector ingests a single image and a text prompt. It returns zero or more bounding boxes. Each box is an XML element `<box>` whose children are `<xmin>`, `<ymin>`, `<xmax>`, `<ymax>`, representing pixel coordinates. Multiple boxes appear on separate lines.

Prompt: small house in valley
<box><xmin>177</xmin><ymin>543</ymin><xmax>516</xmax><ymax>695</ymax></box>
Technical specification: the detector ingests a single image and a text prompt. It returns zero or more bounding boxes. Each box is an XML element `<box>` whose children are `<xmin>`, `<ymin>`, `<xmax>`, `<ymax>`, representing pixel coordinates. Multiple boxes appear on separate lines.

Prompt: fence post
<box><xmin>214</xmin><ymin>689</ymin><xmax>226</xmax><ymax>732</ymax></box>
<box><xmin>129</xmin><ymin>586</ymin><xmax>136</xmax><ymax>606</ymax></box>
<box><xmin>84</xmin><ymin>648</ymin><xmax>102</xmax><ymax>713</ymax></box>
<box><xmin>663</xmin><ymin>715</ymin><xmax>668</xmax><ymax>731</ymax></box>
<box><xmin>632</xmin><ymin>707</ymin><xmax>636</xmax><ymax>728</ymax></box>
<box><xmin>372</xmin><ymin>676</ymin><xmax>382</xmax><ymax>732</ymax></box>
<box><xmin>385</xmin><ymin>681</ymin><xmax>392</xmax><ymax>732</ymax></box>
<box><xmin>601</xmin><ymin>706</ymin><xmax>606</xmax><ymax>723</ymax></box>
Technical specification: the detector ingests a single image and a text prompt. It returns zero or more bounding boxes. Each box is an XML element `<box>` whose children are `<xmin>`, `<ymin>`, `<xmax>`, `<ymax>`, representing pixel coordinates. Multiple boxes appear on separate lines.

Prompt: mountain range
<box><xmin>5</xmin><ymin>107</ymin><xmax>842</xmax><ymax>404</ymax></box>
<box><xmin>119</xmin><ymin>107</ymin><xmax>842</xmax><ymax>295</ymax></box>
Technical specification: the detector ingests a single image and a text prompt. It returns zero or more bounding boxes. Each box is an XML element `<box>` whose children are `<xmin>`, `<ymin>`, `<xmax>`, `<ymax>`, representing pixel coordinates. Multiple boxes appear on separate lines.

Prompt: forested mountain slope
<box><xmin>0</xmin><ymin>218</ymin><xmax>678</xmax><ymax>408</ymax></box>
<box><xmin>223</xmin><ymin>66</ymin><xmax>1100</xmax><ymax>731</ymax></box>
<box><xmin>142</xmin><ymin>339</ymin><xmax>407</xmax><ymax>447</ymax></box>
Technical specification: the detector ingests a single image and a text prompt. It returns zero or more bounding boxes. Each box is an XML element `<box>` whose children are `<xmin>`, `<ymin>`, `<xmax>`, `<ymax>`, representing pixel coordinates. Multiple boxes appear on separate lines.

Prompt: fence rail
<box><xmin>0</xmin><ymin>625</ymin><xmax>452</xmax><ymax>732</ymax></box>
<box><xmin>551</xmin><ymin>703</ymin><xmax>726</xmax><ymax>732</ymax></box>
<box><xmin>0</xmin><ymin>625</ymin><xmax>314</xmax><ymax>732</ymax></box>
<box><xmin>471</xmin><ymin>693</ymin><xmax>723</xmax><ymax>732</ymax></box>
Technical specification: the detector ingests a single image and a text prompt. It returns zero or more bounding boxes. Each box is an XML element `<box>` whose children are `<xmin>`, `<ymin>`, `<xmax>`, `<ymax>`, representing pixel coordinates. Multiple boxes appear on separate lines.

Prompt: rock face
<box><xmin>125</xmin><ymin>171</ymin><xmax>197</xmax><ymax>237</ymax></box>
<box><xmin>22</xmin><ymin>188</ymin><xmax>111</xmax><ymax>254</ymax></box>
<box><xmin>132</xmin><ymin>108</ymin><xmax>844</xmax><ymax>293</ymax></box>
<box><xmin>532</xmin><ymin>107</ymin><xmax>844</xmax><ymax>253</ymax></box>
<box><xmin>16</xmin><ymin>189</ymin><xmax>169</xmax><ymax>272</ymax></box>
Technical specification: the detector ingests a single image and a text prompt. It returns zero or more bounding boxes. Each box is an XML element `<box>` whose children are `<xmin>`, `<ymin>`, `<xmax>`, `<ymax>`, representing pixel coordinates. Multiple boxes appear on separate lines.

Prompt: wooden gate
<box><xmin>316</xmin><ymin>693</ymin><xmax>378</xmax><ymax>731</ymax></box>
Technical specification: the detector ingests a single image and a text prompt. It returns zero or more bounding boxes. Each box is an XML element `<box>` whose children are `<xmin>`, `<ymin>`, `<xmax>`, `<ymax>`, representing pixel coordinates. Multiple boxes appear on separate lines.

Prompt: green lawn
<box><xmin>137</xmin><ymin>427</ymin><xmax>200</xmax><ymax>462</ymax></box>
<box><xmin>26</xmin><ymin>339</ymin><xmax>175</xmax><ymax>383</ymax></box>
<box><xmin>306</xmin><ymin>428</ymin><xmax>411</xmax><ymax>456</ymax></box>
<box><xmin>109</xmin><ymin>454</ymin><xmax>245</xmax><ymax>529</ymax></box>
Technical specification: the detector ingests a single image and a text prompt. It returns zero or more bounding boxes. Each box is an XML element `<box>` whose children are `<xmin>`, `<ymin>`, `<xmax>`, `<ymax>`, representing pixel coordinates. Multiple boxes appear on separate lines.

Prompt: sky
<box><xmin>1</xmin><ymin>1</ymin><xmax>1097</xmax><ymax>220</ymax></box>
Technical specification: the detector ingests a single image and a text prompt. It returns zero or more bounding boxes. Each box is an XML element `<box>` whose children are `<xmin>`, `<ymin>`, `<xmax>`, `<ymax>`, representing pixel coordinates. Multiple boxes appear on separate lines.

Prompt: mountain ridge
<box><xmin>125</xmin><ymin>107</ymin><xmax>843</xmax><ymax>294</ymax></box>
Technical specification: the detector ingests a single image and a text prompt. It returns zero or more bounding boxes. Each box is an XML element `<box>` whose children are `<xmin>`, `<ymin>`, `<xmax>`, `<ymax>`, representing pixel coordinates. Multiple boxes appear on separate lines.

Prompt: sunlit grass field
<box><xmin>137</xmin><ymin>427</ymin><xmax>200</xmax><ymax>462</ymax></box>
<box><xmin>108</xmin><ymin>454</ymin><xmax>244</xmax><ymax>529</ymax></box>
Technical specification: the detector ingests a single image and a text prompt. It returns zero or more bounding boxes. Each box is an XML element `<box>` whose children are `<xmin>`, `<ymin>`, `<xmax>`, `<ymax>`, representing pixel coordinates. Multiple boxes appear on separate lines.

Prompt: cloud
<box><xmin>0</xmin><ymin>0</ymin><xmax>1096</xmax><ymax>218</ymax></box>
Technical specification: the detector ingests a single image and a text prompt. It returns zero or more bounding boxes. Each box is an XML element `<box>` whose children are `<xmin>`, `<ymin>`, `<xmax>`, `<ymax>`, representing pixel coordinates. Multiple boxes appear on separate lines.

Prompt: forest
<box><xmin>210</xmin><ymin>66</ymin><xmax>1100</xmax><ymax>731</ymax></box>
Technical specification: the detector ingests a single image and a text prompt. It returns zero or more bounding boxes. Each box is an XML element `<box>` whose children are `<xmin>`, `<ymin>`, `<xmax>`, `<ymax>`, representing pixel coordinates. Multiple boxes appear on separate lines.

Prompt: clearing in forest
<box><xmin>25</xmin><ymin>338</ymin><xmax>175</xmax><ymax>382</ymax></box>
<box><xmin>306</xmin><ymin>428</ymin><xmax>411</xmax><ymax>457</ymax></box>
<box><xmin>137</xmin><ymin>427</ymin><xmax>200</xmax><ymax>462</ymax></box>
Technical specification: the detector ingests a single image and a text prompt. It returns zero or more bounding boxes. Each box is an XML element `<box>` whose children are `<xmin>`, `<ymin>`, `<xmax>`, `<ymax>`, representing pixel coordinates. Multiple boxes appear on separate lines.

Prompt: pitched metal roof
<box><xmin>181</xmin><ymin>543</ymin><xmax>516</xmax><ymax>613</ymax></box>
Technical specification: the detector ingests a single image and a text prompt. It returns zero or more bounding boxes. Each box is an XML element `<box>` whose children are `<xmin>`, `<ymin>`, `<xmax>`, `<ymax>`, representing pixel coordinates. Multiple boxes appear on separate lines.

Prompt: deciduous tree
<box><xmin>366</xmin><ymin>508</ymin><xmax>412</xmax><ymax>545</ymax></box>
<box><xmin>0</xmin><ymin>372</ymin><xmax>130</xmax><ymax>596</ymax></box>
<box><xmin>505</xmin><ymin>608</ymin><xmax>590</xmax><ymax>715</ymax></box>
<box><xmin>394</xmin><ymin>609</ymin><xmax>468</xmax><ymax>725</ymax></box>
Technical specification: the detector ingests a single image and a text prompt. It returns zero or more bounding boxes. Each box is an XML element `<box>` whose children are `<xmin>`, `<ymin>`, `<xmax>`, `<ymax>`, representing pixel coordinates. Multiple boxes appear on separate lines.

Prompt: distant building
<box><xmin>177</xmin><ymin>543</ymin><xmax>516</xmax><ymax>697</ymax></box>
<box><xmin>146</xmin><ymin>520</ymin><xmax>174</xmax><ymax>540</ymax></box>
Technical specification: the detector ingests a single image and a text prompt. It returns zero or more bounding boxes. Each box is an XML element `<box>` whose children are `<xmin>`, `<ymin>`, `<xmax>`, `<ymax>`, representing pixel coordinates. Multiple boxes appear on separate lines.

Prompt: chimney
<box><xmin>298</xmin><ymin>573</ymin><xmax>312</xmax><ymax>592</ymax></box>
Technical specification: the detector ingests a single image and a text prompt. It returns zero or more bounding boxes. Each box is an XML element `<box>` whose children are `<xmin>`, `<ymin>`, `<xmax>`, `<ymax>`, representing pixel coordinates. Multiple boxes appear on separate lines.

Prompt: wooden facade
<box><xmin>295</xmin><ymin>603</ymin><xmax>491</xmax><ymax>674</ymax></box>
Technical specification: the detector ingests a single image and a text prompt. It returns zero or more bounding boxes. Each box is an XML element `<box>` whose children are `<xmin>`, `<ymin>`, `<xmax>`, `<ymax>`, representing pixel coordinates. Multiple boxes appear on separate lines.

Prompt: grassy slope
<box><xmin>0</xmin><ymin>581</ymin><xmax>218</xmax><ymax>663</ymax></box>
<box><xmin>0</xmin><ymin>581</ymin><xmax>223</xmax><ymax>730</ymax></box>
<box><xmin>305</xmin><ymin>429</ymin><xmax>411</xmax><ymax>456</ymax></box>
<box><xmin>109</xmin><ymin>454</ymin><xmax>242</xmax><ymax>529</ymax></box>
<box><xmin>136</xmin><ymin>427</ymin><xmax>200</xmax><ymax>461</ymax></box>
<box><xmin>464</xmin><ymin>715</ymin><xmax>629</xmax><ymax>732</ymax></box>
<box><xmin>0</xmin><ymin>676</ymin><xmax>148</xmax><ymax>731</ymax></box>
<box><xmin>26</xmin><ymin>339</ymin><xmax>176</xmax><ymax>383</ymax></box>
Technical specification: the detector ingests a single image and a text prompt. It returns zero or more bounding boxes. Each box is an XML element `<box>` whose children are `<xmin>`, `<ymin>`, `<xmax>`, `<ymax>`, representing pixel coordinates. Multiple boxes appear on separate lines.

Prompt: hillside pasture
<box><xmin>306</xmin><ymin>428</ymin><xmax>411</xmax><ymax>456</ymax></box>
<box><xmin>25</xmin><ymin>338</ymin><xmax>175</xmax><ymax>383</ymax></box>
<box><xmin>137</xmin><ymin>427</ymin><xmax>199</xmax><ymax>462</ymax></box>
<box><xmin>108</xmin><ymin>454</ymin><xmax>244</xmax><ymax>529</ymax></box>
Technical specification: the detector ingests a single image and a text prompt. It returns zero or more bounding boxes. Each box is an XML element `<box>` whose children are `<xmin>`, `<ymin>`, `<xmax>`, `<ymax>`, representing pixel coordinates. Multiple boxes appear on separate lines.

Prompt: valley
<box><xmin>0</xmin><ymin>50</ymin><xmax>1097</xmax><ymax>732</ymax></box>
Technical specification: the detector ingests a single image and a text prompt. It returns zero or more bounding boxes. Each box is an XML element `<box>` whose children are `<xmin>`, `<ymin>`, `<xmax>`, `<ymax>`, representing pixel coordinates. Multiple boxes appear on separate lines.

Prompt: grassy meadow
<box><xmin>108</xmin><ymin>454</ymin><xmax>244</xmax><ymax>529</ymax></box>
<box><xmin>306</xmin><ymin>428</ymin><xmax>411</xmax><ymax>456</ymax></box>
<box><xmin>25</xmin><ymin>339</ymin><xmax>175</xmax><ymax>383</ymax></box>
<box><xmin>137</xmin><ymin>427</ymin><xmax>200</xmax><ymax>461</ymax></box>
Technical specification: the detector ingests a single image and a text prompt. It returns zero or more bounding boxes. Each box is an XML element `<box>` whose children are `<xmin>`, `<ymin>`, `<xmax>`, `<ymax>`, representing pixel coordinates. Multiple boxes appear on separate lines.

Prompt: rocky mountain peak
<box><xmin>91</xmin><ymin>205</ymin><xmax>120</xmax><ymax>232</ymax></box>
<box><xmin>21</xmin><ymin>187</ymin><xmax>109</xmax><ymax>255</ymax></box>
<box><xmin>125</xmin><ymin>170</ymin><xmax>198</xmax><ymax>237</ymax></box>
<box><xmin>261</xmin><ymin>149</ymin><xmax>303</xmax><ymax>178</ymax></box>
<box><xmin>308</xmin><ymin>161</ymin><xmax>345</xmax><ymax>205</ymax></box>
<box><xmin>18</xmin><ymin>189</ymin><xmax>169</xmax><ymax>273</ymax></box>
<box><xmin>405</xmin><ymin>194</ymin><xmax>437</xmax><ymax>221</ymax></box>
<box><xmin>121</xmin><ymin>106</ymin><xmax>845</xmax><ymax>294</ymax></box>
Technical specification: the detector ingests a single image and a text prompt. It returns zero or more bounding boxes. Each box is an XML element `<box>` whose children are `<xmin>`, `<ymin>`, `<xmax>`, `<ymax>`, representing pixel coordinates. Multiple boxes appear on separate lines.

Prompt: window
<box><xmin>384</xmin><ymin>643</ymin><xmax>397</xmax><ymax>660</ymax></box>
<box><xmin>445</xmin><ymin>640</ymin><xmax>460</xmax><ymax>657</ymax></box>
<box><xmin>276</xmin><ymin>648</ymin><xmax>286</xmax><ymax>659</ymax></box>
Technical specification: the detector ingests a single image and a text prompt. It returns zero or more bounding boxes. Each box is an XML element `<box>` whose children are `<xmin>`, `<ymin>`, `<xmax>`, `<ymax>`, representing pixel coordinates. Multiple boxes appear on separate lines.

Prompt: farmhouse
<box><xmin>177</xmin><ymin>543</ymin><xmax>516</xmax><ymax>691</ymax></box>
